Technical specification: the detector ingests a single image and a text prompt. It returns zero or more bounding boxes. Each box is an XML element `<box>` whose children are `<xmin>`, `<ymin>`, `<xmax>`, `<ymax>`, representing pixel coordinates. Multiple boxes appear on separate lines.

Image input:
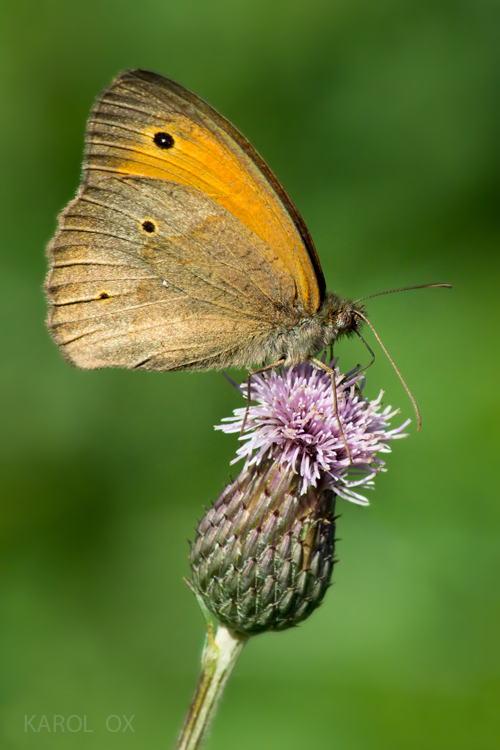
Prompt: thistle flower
<box><xmin>190</xmin><ymin>362</ymin><xmax>408</xmax><ymax>635</ymax></box>
<box><xmin>217</xmin><ymin>361</ymin><xmax>409</xmax><ymax>503</ymax></box>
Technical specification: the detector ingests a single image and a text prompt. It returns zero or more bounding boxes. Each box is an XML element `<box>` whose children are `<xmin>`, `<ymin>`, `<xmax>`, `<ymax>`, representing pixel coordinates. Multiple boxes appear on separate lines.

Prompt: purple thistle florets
<box><xmin>216</xmin><ymin>361</ymin><xmax>409</xmax><ymax>504</ymax></box>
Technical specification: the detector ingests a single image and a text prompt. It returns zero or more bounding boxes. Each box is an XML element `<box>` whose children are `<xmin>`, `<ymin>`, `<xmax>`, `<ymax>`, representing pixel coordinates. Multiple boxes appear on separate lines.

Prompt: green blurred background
<box><xmin>1</xmin><ymin>0</ymin><xmax>499</xmax><ymax>747</ymax></box>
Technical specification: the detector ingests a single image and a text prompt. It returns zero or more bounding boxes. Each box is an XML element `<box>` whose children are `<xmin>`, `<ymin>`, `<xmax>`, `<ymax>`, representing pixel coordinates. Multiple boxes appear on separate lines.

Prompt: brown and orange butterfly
<box><xmin>45</xmin><ymin>69</ymin><xmax>370</xmax><ymax>376</ymax></box>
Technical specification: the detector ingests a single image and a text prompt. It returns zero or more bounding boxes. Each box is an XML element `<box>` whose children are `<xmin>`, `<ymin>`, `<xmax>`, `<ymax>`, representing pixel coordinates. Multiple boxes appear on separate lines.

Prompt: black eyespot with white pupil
<box><xmin>142</xmin><ymin>220</ymin><xmax>156</xmax><ymax>233</ymax></box>
<box><xmin>153</xmin><ymin>132</ymin><xmax>174</xmax><ymax>149</ymax></box>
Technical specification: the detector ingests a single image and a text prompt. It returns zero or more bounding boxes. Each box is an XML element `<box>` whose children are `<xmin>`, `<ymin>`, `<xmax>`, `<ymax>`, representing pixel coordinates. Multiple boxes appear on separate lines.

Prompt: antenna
<box><xmin>354</xmin><ymin>310</ymin><xmax>422</xmax><ymax>430</ymax></box>
<box><xmin>355</xmin><ymin>282</ymin><xmax>451</xmax><ymax>304</ymax></box>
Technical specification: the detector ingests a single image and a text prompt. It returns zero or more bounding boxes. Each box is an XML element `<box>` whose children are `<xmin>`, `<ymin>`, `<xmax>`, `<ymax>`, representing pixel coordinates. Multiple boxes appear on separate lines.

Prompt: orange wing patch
<box><xmin>84</xmin><ymin>71</ymin><xmax>321</xmax><ymax>316</ymax></box>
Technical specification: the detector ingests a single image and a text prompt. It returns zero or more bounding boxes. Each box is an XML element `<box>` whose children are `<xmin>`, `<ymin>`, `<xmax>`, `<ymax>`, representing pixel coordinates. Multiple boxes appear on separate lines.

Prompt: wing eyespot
<box><xmin>98</xmin><ymin>292</ymin><xmax>110</xmax><ymax>299</ymax></box>
<box><xmin>153</xmin><ymin>131</ymin><xmax>174</xmax><ymax>149</ymax></box>
<box><xmin>142</xmin><ymin>220</ymin><xmax>156</xmax><ymax>234</ymax></box>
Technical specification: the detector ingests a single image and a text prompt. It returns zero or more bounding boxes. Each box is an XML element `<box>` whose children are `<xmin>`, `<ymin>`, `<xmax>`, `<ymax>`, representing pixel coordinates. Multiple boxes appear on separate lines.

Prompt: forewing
<box><xmin>47</xmin><ymin>176</ymin><xmax>296</xmax><ymax>370</ymax></box>
<box><xmin>84</xmin><ymin>69</ymin><xmax>325</xmax><ymax>316</ymax></box>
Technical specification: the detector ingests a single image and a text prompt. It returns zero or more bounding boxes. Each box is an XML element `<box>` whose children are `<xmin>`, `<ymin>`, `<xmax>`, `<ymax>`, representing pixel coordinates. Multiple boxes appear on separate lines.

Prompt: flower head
<box><xmin>191</xmin><ymin>362</ymin><xmax>410</xmax><ymax>634</ymax></box>
<box><xmin>217</xmin><ymin>361</ymin><xmax>409</xmax><ymax>504</ymax></box>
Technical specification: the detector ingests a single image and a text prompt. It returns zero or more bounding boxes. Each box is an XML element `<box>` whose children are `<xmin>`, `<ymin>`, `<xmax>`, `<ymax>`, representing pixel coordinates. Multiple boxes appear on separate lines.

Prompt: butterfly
<box><xmin>45</xmin><ymin>69</ymin><xmax>364</xmax><ymax>375</ymax></box>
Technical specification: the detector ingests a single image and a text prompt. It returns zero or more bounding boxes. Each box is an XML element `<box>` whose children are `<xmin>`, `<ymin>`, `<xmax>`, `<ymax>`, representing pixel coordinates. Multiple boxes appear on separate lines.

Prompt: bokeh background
<box><xmin>1</xmin><ymin>1</ymin><xmax>499</xmax><ymax>748</ymax></box>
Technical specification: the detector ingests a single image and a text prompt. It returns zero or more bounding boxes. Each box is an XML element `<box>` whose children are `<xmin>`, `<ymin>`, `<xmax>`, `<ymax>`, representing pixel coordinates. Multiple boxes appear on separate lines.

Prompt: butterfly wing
<box><xmin>46</xmin><ymin>69</ymin><xmax>325</xmax><ymax>371</ymax></box>
<box><xmin>49</xmin><ymin>176</ymin><xmax>302</xmax><ymax>370</ymax></box>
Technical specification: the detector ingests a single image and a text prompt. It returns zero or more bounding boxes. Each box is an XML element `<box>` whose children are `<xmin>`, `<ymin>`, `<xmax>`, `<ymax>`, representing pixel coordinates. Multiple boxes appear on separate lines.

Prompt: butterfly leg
<box><xmin>240</xmin><ymin>360</ymin><xmax>285</xmax><ymax>437</ymax></box>
<box><xmin>311</xmin><ymin>357</ymin><xmax>353</xmax><ymax>465</ymax></box>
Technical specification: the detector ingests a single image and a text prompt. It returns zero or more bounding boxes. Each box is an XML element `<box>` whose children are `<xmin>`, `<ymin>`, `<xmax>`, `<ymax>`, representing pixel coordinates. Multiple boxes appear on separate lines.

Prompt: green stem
<box><xmin>176</xmin><ymin>624</ymin><xmax>248</xmax><ymax>750</ymax></box>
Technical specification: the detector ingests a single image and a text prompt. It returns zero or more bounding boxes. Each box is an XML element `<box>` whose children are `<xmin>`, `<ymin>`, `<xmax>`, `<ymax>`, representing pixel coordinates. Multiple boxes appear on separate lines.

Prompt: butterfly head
<box><xmin>319</xmin><ymin>292</ymin><xmax>365</xmax><ymax>344</ymax></box>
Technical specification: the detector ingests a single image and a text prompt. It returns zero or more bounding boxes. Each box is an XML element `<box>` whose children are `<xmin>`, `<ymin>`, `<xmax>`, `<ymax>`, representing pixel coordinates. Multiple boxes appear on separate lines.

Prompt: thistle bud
<box><xmin>190</xmin><ymin>460</ymin><xmax>336</xmax><ymax>633</ymax></box>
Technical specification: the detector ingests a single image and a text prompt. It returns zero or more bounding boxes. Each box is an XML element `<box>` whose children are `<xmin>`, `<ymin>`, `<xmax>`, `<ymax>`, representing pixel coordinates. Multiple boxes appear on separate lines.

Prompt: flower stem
<box><xmin>176</xmin><ymin>624</ymin><xmax>248</xmax><ymax>750</ymax></box>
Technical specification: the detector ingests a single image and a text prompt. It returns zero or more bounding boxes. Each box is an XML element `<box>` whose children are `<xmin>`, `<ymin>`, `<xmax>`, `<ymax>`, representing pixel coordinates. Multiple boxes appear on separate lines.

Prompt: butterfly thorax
<box><xmin>252</xmin><ymin>292</ymin><xmax>364</xmax><ymax>368</ymax></box>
